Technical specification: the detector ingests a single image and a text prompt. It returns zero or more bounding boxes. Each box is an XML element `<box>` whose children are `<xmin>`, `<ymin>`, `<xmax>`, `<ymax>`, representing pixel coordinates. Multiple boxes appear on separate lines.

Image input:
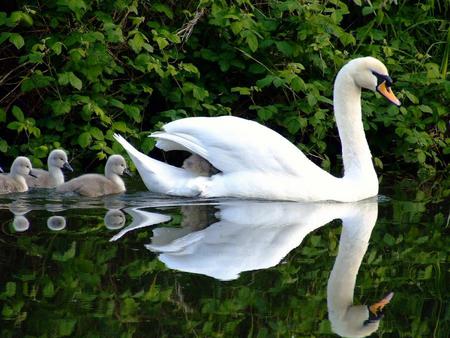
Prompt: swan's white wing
<box><xmin>152</xmin><ymin>116</ymin><xmax>324</xmax><ymax>177</ymax></box>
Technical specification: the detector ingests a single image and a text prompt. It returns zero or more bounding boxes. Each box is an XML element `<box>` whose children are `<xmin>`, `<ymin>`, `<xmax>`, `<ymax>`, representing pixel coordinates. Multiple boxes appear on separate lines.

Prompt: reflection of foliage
<box><xmin>1</xmin><ymin>186</ymin><xmax>448</xmax><ymax>337</ymax></box>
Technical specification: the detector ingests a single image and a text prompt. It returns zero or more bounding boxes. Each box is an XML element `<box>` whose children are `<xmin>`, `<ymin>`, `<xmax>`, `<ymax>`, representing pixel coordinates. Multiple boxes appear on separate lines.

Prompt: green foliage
<box><xmin>0</xmin><ymin>0</ymin><xmax>448</xmax><ymax>176</ymax></box>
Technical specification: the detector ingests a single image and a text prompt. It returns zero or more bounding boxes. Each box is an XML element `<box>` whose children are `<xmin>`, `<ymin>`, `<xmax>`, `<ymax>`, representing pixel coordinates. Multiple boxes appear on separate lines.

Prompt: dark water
<box><xmin>0</xmin><ymin>180</ymin><xmax>448</xmax><ymax>337</ymax></box>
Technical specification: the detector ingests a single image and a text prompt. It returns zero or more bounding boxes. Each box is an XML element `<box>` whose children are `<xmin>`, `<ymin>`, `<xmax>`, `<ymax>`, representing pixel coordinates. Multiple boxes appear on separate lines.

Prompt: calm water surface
<box><xmin>0</xmin><ymin>180</ymin><xmax>448</xmax><ymax>337</ymax></box>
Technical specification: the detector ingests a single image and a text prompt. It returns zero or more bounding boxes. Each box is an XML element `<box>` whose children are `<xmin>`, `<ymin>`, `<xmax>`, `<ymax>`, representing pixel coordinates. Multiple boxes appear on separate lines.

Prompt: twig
<box><xmin>177</xmin><ymin>8</ymin><xmax>205</xmax><ymax>44</ymax></box>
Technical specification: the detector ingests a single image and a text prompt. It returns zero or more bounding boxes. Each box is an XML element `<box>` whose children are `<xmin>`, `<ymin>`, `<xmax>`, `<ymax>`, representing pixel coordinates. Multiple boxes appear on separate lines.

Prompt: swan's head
<box><xmin>48</xmin><ymin>149</ymin><xmax>73</xmax><ymax>172</ymax></box>
<box><xmin>346</xmin><ymin>57</ymin><xmax>401</xmax><ymax>107</ymax></box>
<box><xmin>11</xmin><ymin>156</ymin><xmax>36</xmax><ymax>178</ymax></box>
<box><xmin>331</xmin><ymin>292</ymin><xmax>394</xmax><ymax>338</ymax></box>
<box><xmin>106</xmin><ymin>155</ymin><xmax>131</xmax><ymax>177</ymax></box>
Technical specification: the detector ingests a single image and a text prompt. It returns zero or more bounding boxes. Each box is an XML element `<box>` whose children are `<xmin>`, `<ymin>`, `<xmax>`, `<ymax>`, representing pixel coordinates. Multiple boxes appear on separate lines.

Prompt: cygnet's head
<box><xmin>343</xmin><ymin>57</ymin><xmax>401</xmax><ymax>107</ymax></box>
<box><xmin>105</xmin><ymin>155</ymin><xmax>130</xmax><ymax>177</ymax></box>
<box><xmin>48</xmin><ymin>149</ymin><xmax>73</xmax><ymax>172</ymax></box>
<box><xmin>11</xmin><ymin>157</ymin><xmax>36</xmax><ymax>178</ymax></box>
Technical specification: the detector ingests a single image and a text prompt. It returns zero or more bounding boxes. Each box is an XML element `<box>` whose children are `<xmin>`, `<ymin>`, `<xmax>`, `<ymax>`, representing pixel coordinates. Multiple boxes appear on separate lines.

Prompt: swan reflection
<box><xmin>115</xmin><ymin>199</ymin><xmax>391</xmax><ymax>337</ymax></box>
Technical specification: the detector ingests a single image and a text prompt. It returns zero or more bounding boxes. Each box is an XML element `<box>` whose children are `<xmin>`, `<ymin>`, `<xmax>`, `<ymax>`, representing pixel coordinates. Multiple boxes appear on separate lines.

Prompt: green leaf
<box><xmin>154</xmin><ymin>36</ymin><xmax>169</xmax><ymax>50</ymax></box>
<box><xmin>12</xmin><ymin>106</ymin><xmax>25</xmax><ymax>122</ymax></box>
<box><xmin>58</xmin><ymin>72</ymin><xmax>70</xmax><ymax>86</ymax></box>
<box><xmin>52</xmin><ymin>241</ymin><xmax>76</xmax><ymax>262</ymax></box>
<box><xmin>43</xmin><ymin>281</ymin><xmax>55</xmax><ymax>298</ymax></box>
<box><xmin>57</xmin><ymin>0</ymin><xmax>87</xmax><ymax>20</ymax></box>
<box><xmin>129</xmin><ymin>33</ymin><xmax>146</xmax><ymax>53</ymax></box>
<box><xmin>0</xmin><ymin>139</ymin><xmax>7</xmax><ymax>153</ymax></box>
<box><xmin>0</xmin><ymin>32</ymin><xmax>10</xmax><ymax>45</ymax></box>
<box><xmin>244</xmin><ymin>31</ymin><xmax>258</xmax><ymax>52</ymax></box>
<box><xmin>7</xmin><ymin>121</ymin><xmax>23</xmax><ymax>131</ymax></box>
<box><xmin>78</xmin><ymin>132</ymin><xmax>92</xmax><ymax>148</ymax></box>
<box><xmin>69</xmin><ymin>72</ymin><xmax>82</xmax><ymax>90</ymax></box>
<box><xmin>276</xmin><ymin>41</ymin><xmax>294</xmax><ymax>56</ymax></box>
<box><xmin>5</xmin><ymin>282</ymin><xmax>16</xmax><ymax>297</ymax></box>
<box><xmin>50</xmin><ymin>41</ymin><xmax>64</xmax><ymax>55</ymax></box>
<box><xmin>58</xmin><ymin>319</ymin><xmax>77</xmax><ymax>336</ymax></box>
<box><xmin>153</xmin><ymin>3</ymin><xmax>174</xmax><ymax>19</ymax></box>
<box><xmin>9</xmin><ymin>33</ymin><xmax>24</xmax><ymax>49</ymax></box>
<box><xmin>417</xmin><ymin>151</ymin><xmax>426</xmax><ymax>164</ymax></box>
<box><xmin>123</xmin><ymin>105</ymin><xmax>141</xmax><ymax>123</ymax></box>
<box><xmin>89</xmin><ymin>127</ymin><xmax>104</xmax><ymax>140</ymax></box>
<box><xmin>383</xmin><ymin>233</ymin><xmax>395</xmax><ymax>246</ymax></box>
<box><xmin>52</xmin><ymin>100</ymin><xmax>72</xmax><ymax>116</ymax></box>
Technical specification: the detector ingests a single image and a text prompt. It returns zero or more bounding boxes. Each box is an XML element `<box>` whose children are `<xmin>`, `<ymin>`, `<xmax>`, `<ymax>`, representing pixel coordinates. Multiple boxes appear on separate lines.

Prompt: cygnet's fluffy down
<box><xmin>182</xmin><ymin>154</ymin><xmax>218</xmax><ymax>176</ymax></box>
<box><xmin>26</xmin><ymin>149</ymin><xmax>73</xmax><ymax>188</ymax></box>
<box><xmin>56</xmin><ymin>155</ymin><xmax>130</xmax><ymax>197</ymax></box>
<box><xmin>0</xmin><ymin>156</ymin><xmax>36</xmax><ymax>194</ymax></box>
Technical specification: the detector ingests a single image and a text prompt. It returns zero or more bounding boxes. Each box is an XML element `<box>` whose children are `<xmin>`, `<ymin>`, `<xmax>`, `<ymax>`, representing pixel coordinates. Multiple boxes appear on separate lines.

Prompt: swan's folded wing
<box><xmin>152</xmin><ymin>116</ymin><xmax>323</xmax><ymax>177</ymax></box>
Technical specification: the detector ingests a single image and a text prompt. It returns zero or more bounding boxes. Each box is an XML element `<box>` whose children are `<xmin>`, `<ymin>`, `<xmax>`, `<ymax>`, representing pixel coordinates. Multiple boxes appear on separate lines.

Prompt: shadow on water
<box><xmin>0</xmin><ymin>181</ymin><xmax>448</xmax><ymax>337</ymax></box>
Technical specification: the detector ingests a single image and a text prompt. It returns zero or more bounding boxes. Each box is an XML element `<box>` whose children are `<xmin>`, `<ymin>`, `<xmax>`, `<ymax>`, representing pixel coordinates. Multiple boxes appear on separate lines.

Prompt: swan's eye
<box><xmin>372</xmin><ymin>70</ymin><xmax>393</xmax><ymax>87</ymax></box>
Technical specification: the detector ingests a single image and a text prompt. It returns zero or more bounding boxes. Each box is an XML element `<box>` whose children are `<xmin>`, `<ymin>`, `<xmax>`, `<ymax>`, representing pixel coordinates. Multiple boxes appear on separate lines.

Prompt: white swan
<box><xmin>114</xmin><ymin>57</ymin><xmax>400</xmax><ymax>202</ymax></box>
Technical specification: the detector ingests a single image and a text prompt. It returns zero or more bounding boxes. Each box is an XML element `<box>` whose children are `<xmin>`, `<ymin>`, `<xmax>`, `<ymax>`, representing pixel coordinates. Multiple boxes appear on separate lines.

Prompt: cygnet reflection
<box><xmin>104</xmin><ymin>209</ymin><xmax>126</xmax><ymax>230</ymax></box>
<box><xmin>47</xmin><ymin>216</ymin><xmax>66</xmax><ymax>231</ymax></box>
<box><xmin>10</xmin><ymin>200</ymin><xmax>31</xmax><ymax>232</ymax></box>
<box><xmin>13</xmin><ymin>215</ymin><xmax>30</xmax><ymax>232</ymax></box>
<box><xmin>138</xmin><ymin>199</ymin><xmax>392</xmax><ymax>337</ymax></box>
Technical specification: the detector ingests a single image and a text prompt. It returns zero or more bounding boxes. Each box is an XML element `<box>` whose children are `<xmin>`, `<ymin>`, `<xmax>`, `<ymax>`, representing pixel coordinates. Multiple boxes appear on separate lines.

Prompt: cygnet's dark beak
<box><xmin>29</xmin><ymin>170</ymin><xmax>38</xmax><ymax>178</ymax></box>
<box><xmin>62</xmin><ymin>162</ymin><xmax>74</xmax><ymax>173</ymax></box>
<box><xmin>123</xmin><ymin>168</ymin><xmax>132</xmax><ymax>177</ymax></box>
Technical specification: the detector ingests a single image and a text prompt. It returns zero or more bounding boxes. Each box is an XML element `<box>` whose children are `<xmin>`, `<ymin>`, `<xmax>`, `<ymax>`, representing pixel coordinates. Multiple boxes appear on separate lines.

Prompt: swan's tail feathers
<box><xmin>114</xmin><ymin>134</ymin><xmax>192</xmax><ymax>194</ymax></box>
<box><xmin>150</xmin><ymin>132</ymin><xmax>208</xmax><ymax>159</ymax></box>
<box><xmin>114</xmin><ymin>134</ymin><xmax>157</xmax><ymax>174</ymax></box>
<box><xmin>113</xmin><ymin>134</ymin><xmax>200</xmax><ymax>195</ymax></box>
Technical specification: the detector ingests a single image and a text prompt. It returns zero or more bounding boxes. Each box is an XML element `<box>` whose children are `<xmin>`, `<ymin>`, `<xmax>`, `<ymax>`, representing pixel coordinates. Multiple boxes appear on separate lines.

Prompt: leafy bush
<box><xmin>0</xmin><ymin>0</ymin><xmax>448</xmax><ymax>177</ymax></box>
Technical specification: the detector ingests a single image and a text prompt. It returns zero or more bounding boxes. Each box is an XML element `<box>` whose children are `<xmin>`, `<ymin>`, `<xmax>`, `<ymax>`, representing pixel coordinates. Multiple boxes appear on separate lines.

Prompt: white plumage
<box><xmin>115</xmin><ymin>57</ymin><xmax>400</xmax><ymax>202</ymax></box>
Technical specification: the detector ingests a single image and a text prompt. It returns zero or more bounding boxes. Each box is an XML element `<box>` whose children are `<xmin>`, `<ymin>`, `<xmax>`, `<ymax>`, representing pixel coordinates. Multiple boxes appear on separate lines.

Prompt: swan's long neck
<box><xmin>333</xmin><ymin>70</ymin><xmax>377</xmax><ymax>181</ymax></box>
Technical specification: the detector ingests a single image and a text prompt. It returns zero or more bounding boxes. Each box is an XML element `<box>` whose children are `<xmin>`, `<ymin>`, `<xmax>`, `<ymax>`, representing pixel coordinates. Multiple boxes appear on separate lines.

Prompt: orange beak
<box><xmin>377</xmin><ymin>81</ymin><xmax>401</xmax><ymax>107</ymax></box>
<box><xmin>369</xmin><ymin>292</ymin><xmax>394</xmax><ymax>316</ymax></box>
